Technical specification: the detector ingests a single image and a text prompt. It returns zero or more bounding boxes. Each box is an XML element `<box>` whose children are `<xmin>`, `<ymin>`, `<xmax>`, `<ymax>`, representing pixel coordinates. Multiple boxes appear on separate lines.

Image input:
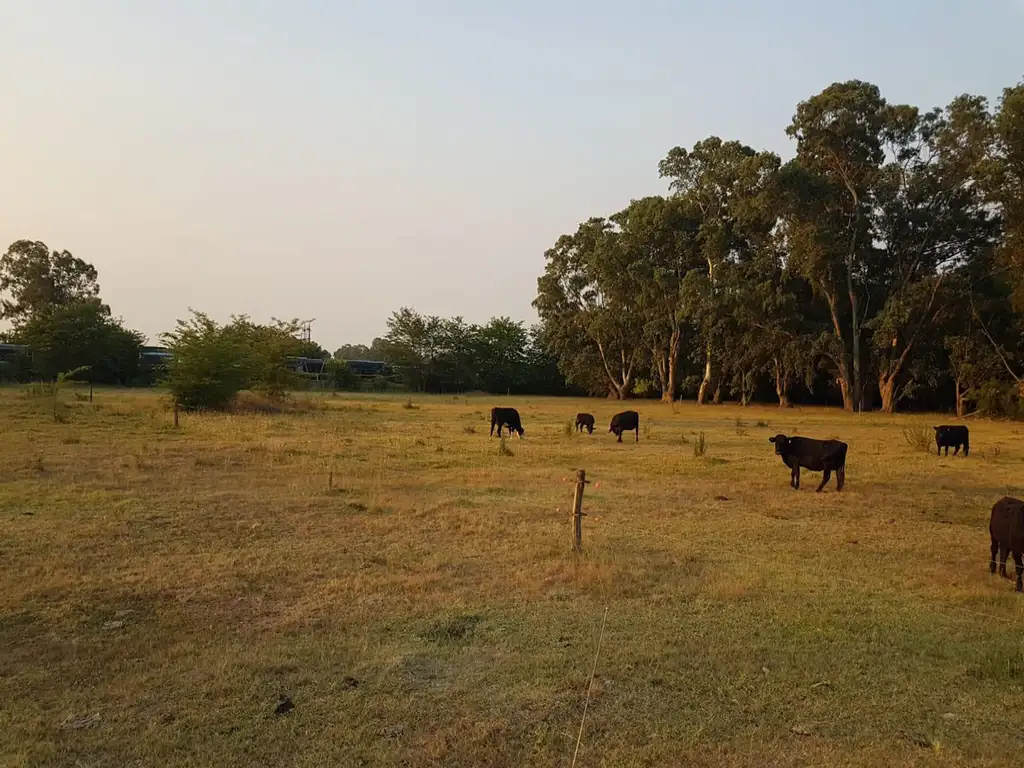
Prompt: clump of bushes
<box><xmin>161</xmin><ymin>311</ymin><xmax>305</xmax><ymax>411</ymax></box>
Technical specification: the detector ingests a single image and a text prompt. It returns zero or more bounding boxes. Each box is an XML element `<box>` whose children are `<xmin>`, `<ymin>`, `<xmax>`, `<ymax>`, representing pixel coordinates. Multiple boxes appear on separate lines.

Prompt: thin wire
<box><xmin>571</xmin><ymin>606</ymin><xmax>609</xmax><ymax>768</ymax></box>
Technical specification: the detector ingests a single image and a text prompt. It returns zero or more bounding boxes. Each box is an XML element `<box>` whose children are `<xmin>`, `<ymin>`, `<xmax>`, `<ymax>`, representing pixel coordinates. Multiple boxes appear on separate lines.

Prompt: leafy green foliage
<box><xmin>160</xmin><ymin>311</ymin><xmax>303</xmax><ymax>410</ymax></box>
<box><xmin>13</xmin><ymin>299</ymin><xmax>144</xmax><ymax>384</ymax></box>
<box><xmin>0</xmin><ymin>240</ymin><xmax>101</xmax><ymax>325</ymax></box>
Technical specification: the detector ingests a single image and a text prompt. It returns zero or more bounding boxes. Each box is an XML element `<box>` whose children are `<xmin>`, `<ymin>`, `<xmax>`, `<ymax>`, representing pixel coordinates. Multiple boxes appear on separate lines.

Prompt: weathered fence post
<box><xmin>572</xmin><ymin>469</ymin><xmax>587</xmax><ymax>552</ymax></box>
<box><xmin>89</xmin><ymin>381</ymin><xmax>93</xmax><ymax>403</ymax></box>
<box><xmin>173</xmin><ymin>400</ymin><xmax>180</xmax><ymax>428</ymax></box>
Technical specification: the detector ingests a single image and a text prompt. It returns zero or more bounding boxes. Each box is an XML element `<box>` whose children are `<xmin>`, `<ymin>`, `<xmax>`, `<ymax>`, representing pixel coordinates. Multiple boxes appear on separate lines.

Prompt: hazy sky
<box><xmin>2</xmin><ymin>1</ymin><xmax>1021</xmax><ymax>348</ymax></box>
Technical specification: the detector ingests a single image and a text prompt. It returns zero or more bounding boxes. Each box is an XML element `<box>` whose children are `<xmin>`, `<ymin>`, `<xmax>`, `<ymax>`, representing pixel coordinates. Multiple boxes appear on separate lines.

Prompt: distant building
<box><xmin>343</xmin><ymin>359</ymin><xmax>392</xmax><ymax>378</ymax></box>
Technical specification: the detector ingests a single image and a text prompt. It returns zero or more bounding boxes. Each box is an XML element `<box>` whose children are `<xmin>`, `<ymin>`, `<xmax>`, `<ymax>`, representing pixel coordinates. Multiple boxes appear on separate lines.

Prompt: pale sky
<box><xmin>2</xmin><ymin>1</ymin><xmax>1021</xmax><ymax>349</ymax></box>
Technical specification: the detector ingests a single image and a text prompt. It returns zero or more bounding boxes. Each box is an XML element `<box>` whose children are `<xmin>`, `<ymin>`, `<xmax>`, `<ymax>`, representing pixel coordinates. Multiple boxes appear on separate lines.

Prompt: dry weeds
<box><xmin>1</xmin><ymin>388</ymin><xmax>1023</xmax><ymax>766</ymax></box>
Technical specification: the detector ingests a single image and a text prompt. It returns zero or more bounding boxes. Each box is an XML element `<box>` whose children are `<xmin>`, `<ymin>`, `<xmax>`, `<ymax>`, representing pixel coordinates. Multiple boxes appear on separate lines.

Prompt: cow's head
<box><xmin>768</xmin><ymin>434</ymin><xmax>789</xmax><ymax>455</ymax></box>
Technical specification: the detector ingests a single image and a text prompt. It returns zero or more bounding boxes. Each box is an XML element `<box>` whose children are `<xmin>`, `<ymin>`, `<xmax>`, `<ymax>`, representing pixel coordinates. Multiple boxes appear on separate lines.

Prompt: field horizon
<box><xmin>2</xmin><ymin>387</ymin><xmax>1023</xmax><ymax>767</ymax></box>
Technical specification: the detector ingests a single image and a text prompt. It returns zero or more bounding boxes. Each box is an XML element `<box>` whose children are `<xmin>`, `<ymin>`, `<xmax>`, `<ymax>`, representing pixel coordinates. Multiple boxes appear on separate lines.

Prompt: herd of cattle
<box><xmin>488</xmin><ymin>406</ymin><xmax>1024</xmax><ymax>592</ymax></box>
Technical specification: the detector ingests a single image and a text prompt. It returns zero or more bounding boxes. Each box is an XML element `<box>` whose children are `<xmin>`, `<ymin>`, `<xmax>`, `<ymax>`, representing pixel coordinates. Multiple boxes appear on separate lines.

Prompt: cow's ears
<box><xmin>932</xmin><ymin>426</ymin><xmax>938</xmax><ymax>431</ymax></box>
<box><xmin>768</xmin><ymin>437</ymin><xmax>776</xmax><ymax>443</ymax></box>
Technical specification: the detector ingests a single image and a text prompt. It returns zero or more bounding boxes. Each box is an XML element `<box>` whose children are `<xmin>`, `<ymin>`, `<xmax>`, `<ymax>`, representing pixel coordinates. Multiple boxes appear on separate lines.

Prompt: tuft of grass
<box><xmin>755</xmin><ymin>420</ymin><xmax>770</xmax><ymax>428</ymax></box>
<box><xmin>901</xmin><ymin>425</ymin><xmax>933</xmax><ymax>453</ymax></box>
<box><xmin>693</xmin><ymin>431</ymin><xmax>707</xmax><ymax>458</ymax></box>
<box><xmin>497</xmin><ymin>436</ymin><xmax>514</xmax><ymax>457</ymax></box>
<box><xmin>562</xmin><ymin>420</ymin><xmax>574</xmax><ymax>437</ymax></box>
<box><xmin>734</xmin><ymin>417</ymin><xmax>747</xmax><ymax>436</ymax></box>
<box><xmin>402</xmin><ymin>398</ymin><xmax>418</xmax><ymax>410</ymax></box>
<box><xmin>422</xmin><ymin>614</ymin><xmax>482</xmax><ymax>644</ymax></box>
<box><xmin>643</xmin><ymin>419</ymin><xmax>653</xmax><ymax>440</ymax></box>
<box><xmin>983</xmin><ymin>445</ymin><xmax>1002</xmax><ymax>462</ymax></box>
<box><xmin>463</xmin><ymin>424</ymin><xmax>476</xmax><ymax>435</ymax></box>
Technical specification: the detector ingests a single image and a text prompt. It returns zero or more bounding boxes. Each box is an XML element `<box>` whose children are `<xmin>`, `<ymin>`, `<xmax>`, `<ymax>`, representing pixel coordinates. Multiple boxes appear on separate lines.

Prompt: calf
<box><xmin>489</xmin><ymin>407</ymin><xmax>524</xmax><ymax>438</ymax></box>
<box><xmin>989</xmin><ymin>496</ymin><xmax>1024</xmax><ymax>592</ymax></box>
<box><xmin>609</xmin><ymin>410</ymin><xmax>640</xmax><ymax>443</ymax></box>
<box><xmin>934</xmin><ymin>425</ymin><xmax>969</xmax><ymax>457</ymax></box>
<box><xmin>575</xmin><ymin>413</ymin><xmax>595</xmax><ymax>434</ymax></box>
<box><xmin>768</xmin><ymin>434</ymin><xmax>847</xmax><ymax>492</ymax></box>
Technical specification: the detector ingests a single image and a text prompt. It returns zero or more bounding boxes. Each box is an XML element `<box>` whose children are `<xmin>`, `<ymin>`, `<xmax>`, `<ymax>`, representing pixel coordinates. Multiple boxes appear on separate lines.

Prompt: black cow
<box><xmin>489</xmin><ymin>407</ymin><xmax>524</xmax><ymax>438</ymax></box>
<box><xmin>609</xmin><ymin>410</ymin><xmax>639</xmax><ymax>443</ymax></box>
<box><xmin>934</xmin><ymin>425</ymin><xmax>969</xmax><ymax>457</ymax></box>
<box><xmin>989</xmin><ymin>496</ymin><xmax>1024</xmax><ymax>592</ymax></box>
<box><xmin>575</xmin><ymin>413</ymin><xmax>595</xmax><ymax>434</ymax></box>
<box><xmin>768</xmin><ymin>434</ymin><xmax>847</xmax><ymax>492</ymax></box>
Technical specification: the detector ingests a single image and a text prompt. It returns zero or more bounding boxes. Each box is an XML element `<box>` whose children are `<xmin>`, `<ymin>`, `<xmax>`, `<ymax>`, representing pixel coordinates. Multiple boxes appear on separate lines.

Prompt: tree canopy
<box><xmin>534</xmin><ymin>77</ymin><xmax>1024</xmax><ymax>415</ymax></box>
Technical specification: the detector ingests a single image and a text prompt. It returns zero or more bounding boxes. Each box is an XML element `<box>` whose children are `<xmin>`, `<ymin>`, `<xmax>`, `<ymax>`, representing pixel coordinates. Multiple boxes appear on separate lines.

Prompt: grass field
<box><xmin>2</xmin><ymin>387</ymin><xmax>1024</xmax><ymax>767</ymax></box>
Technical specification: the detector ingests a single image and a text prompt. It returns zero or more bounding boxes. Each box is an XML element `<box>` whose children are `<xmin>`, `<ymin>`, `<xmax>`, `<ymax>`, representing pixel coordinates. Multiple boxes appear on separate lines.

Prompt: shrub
<box><xmin>161</xmin><ymin>311</ymin><xmax>303</xmax><ymax>411</ymax></box>
<box><xmin>901</xmin><ymin>426</ymin><xmax>932</xmax><ymax>453</ymax></box>
<box><xmin>325</xmin><ymin>359</ymin><xmax>359</xmax><ymax>391</ymax></box>
<box><xmin>977</xmin><ymin>380</ymin><xmax>1023</xmax><ymax>420</ymax></box>
<box><xmin>693</xmin><ymin>432</ymin><xmax>707</xmax><ymax>458</ymax></box>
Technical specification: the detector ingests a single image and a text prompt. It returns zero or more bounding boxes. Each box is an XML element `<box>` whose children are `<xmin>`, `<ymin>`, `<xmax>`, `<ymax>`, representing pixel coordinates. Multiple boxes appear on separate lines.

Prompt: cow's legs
<box><xmin>836</xmin><ymin>466</ymin><xmax>845</xmax><ymax>492</ymax></box>
<box><xmin>816</xmin><ymin>468</ymin><xmax>832</xmax><ymax>492</ymax></box>
<box><xmin>953</xmin><ymin>445</ymin><xmax>960</xmax><ymax>456</ymax></box>
<box><xmin>991</xmin><ymin>538</ymin><xmax>1000</xmax><ymax>574</ymax></box>
<box><xmin>616</xmin><ymin>431</ymin><xmax>622</xmax><ymax>443</ymax></box>
<box><xmin>635</xmin><ymin>426</ymin><xmax>639</xmax><ymax>442</ymax></box>
<box><xmin>1014</xmin><ymin>551</ymin><xmax>1024</xmax><ymax>592</ymax></box>
<box><xmin>792</xmin><ymin>466</ymin><xmax>800</xmax><ymax>490</ymax></box>
<box><xmin>999</xmin><ymin>545</ymin><xmax>1010</xmax><ymax>578</ymax></box>
<box><xmin>964</xmin><ymin>442</ymin><xmax>970</xmax><ymax>457</ymax></box>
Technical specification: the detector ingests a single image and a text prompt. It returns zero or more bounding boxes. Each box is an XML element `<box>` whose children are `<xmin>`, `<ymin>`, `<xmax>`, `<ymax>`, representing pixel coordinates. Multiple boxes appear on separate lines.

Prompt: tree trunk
<box><xmin>955</xmin><ymin>379</ymin><xmax>965</xmax><ymax>418</ymax></box>
<box><xmin>823</xmin><ymin>293</ymin><xmax>855</xmax><ymax>411</ymax></box>
<box><xmin>878</xmin><ymin>374</ymin><xmax>897</xmax><ymax>414</ymax></box>
<box><xmin>712</xmin><ymin>377</ymin><xmax>723</xmax><ymax>405</ymax></box>
<box><xmin>662</xmin><ymin>356</ymin><xmax>677</xmax><ymax>403</ymax></box>
<box><xmin>660</xmin><ymin>329</ymin><xmax>680</xmax><ymax>403</ymax></box>
<box><xmin>773</xmin><ymin>359</ymin><xmax>792</xmax><ymax>408</ymax></box>
<box><xmin>837</xmin><ymin>373</ymin><xmax>853</xmax><ymax>411</ymax></box>
<box><xmin>696</xmin><ymin>344</ymin><xmax>712</xmax><ymax>405</ymax></box>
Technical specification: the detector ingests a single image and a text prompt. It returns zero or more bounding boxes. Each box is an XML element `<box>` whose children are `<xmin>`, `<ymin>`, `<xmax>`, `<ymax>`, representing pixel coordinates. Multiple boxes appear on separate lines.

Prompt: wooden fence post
<box><xmin>173</xmin><ymin>400</ymin><xmax>180</xmax><ymax>428</ymax></box>
<box><xmin>572</xmin><ymin>469</ymin><xmax>587</xmax><ymax>552</ymax></box>
<box><xmin>89</xmin><ymin>381</ymin><xmax>93</xmax><ymax>403</ymax></box>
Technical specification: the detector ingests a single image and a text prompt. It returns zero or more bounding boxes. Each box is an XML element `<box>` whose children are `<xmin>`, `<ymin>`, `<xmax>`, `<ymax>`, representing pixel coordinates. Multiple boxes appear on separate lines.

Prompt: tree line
<box><xmin>4</xmin><ymin>77</ymin><xmax>1022</xmax><ymax>415</ymax></box>
<box><xmin>533</xmin><ymin>78</ymin><xmax>1024</xmax><ymax>416</ymax></box>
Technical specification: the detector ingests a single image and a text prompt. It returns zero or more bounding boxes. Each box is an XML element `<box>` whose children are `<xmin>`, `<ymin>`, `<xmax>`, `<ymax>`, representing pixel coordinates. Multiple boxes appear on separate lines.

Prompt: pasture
<box><xmin>2</xmin><ymin>388</ymin><xmax>1024</xmax><ymax>767</ymax></box>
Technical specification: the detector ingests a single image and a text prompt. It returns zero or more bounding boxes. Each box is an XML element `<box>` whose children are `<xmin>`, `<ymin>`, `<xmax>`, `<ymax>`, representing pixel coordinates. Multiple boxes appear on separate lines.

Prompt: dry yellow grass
<box><xmin>2</xmin><ymin>387</ymin><xmax>1024</xmax><ymax>767</ymax></box>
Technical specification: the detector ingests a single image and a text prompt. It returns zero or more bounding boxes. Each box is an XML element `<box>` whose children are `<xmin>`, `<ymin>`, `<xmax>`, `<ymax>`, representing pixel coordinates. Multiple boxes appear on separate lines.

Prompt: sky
<box><xmin>2</xmin><ymin>1</ymin><xmax>1022</xmax><ymax>349</ymax></box>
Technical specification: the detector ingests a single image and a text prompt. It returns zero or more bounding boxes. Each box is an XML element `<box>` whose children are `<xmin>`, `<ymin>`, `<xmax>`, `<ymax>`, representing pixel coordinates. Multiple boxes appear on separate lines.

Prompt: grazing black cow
<box><xmin>609</xmin><ymin>410</ymin><xmax>639</xmax><ymax>443</ymax></box>
<box><xmin>489</xmin><ymin>407</ymin><xmax>524</xmax><ymax>438</ymax></box>
<box><xmin>575</xmin><ymin>413</ymin><xmax>595</xmax><ymax>434</ymax></box>
<box><xmin>768</xmin><ymin>434</ymin><xmax>847</xmax><ymax>492</ymax></box>
<box><xmin>934</xmin><ymin>425</ymin><xmax>969</xmax><ymax>457</ymax></box>
<box><xmin>990</xmin><ymin>496</ymin><xmax>1024</xmax><ymax>592</ymax></box>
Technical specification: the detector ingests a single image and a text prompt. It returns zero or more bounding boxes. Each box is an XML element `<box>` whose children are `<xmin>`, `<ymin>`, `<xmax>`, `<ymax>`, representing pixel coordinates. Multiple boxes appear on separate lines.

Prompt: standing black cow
<box><xmin>575</xmin><ymin>413</ymin><xmax>595</xmax><ymax>434</ymax></box>
<box><xmin>934</xmin><ymin>425</ymin><xmax>969</xmax><ymax>457</ymax></box>
<box><xmin>489</xmin><ymin>407</ymin><xmax>524</xmax><ymax>438</ymax></box>
<box><xmin>989</xmin><ymin>496</ymin><xmax>1024</xmax><ymax>592</ymax></box>
<box><xmin>609</xmin><ymin>410</ymin><xmax>639</xmax><ymax>443</ymax></box>
<box><xmin>768</xmin><ymin>434</ymin><xmax>847</xmax><ymax>492</ymax></box>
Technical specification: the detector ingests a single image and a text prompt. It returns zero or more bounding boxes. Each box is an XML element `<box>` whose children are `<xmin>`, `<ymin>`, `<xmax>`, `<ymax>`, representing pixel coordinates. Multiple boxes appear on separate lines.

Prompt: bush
<box><xmin>325</xmin><ymin>359</ymin><xmax>359</xmax><ymax>391</ymax></box>
<box><xmin>901</xmin><ymin>425</ymin><xmax>932</xmax><ymax>453</ymax></box>
<box><xmin>161</xmin><ymin>311</ymin><xmax>303</xmax><ymax>410</ymax></box>
<box><xmin>977</xmin><ymin>379</ymin><xmax>1023</xmax><ymax>420</ymax></box>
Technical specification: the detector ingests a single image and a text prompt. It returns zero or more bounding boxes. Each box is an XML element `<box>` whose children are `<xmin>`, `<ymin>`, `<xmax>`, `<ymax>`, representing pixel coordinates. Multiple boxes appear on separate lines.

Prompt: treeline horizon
<box><xmin>4</xmin><ymin>77</ymin><xmax>1024</xmax><ymax>417</ymax></box>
